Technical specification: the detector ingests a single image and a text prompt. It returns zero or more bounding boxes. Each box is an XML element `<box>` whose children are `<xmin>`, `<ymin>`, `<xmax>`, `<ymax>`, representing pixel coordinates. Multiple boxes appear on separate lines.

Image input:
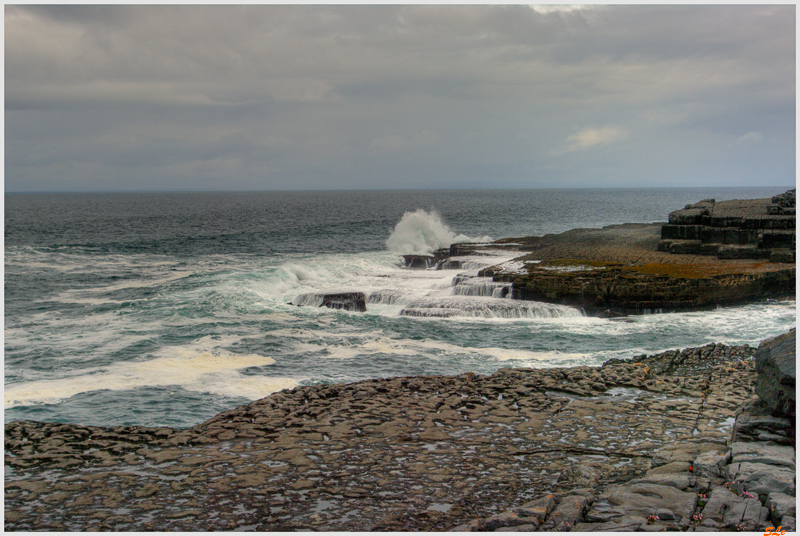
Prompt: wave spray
<box><xmin>386</xmin><ymin>209</ymin><xmax>492</xmax><ymax>255</ymax></box>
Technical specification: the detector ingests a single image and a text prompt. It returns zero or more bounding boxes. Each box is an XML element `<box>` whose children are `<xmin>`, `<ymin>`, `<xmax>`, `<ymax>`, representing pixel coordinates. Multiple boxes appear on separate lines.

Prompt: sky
<box><xmin>4</xmin><ymin>4</ymin><xmax>796</xmax><ymax>192</ymax></box>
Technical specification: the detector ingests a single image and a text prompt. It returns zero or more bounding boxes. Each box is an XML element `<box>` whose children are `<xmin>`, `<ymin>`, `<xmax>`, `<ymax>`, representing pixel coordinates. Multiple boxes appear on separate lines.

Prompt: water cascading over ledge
<box><xmin>399</xmin><ymin>296</ymin><xmax>583</xmax><ymax>319</ymax></box>
<box><xmin>451</xmin><ymin>276</ymin><xmax>513</xmax><ymax>299</ymax></box>
<box><xmin>292</xmin><ymin>292</ymin><xmax>367</xmax><ymax>312</ymax></box>
<box><xmin>366</xmin><ymin>289</ymin><xmax>406</xmax><ymax>305</ymax></box>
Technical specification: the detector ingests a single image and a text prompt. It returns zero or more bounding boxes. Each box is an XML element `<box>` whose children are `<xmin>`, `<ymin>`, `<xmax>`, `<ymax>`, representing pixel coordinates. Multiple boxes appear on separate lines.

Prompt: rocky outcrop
<box><xmin>392</xmin><ymin>193</ymin><xmax>795</xmax><ymax>315</ymax></box>
<box><xmin>402</xmin><ymin>254</ymin><xmax>438</xmax><ymax>269</ymax></box>
<box><xmin>658</xmin><ymin>189</ymin><xmax>796</xmax><ymax>262</ymax></box>
<box><xmin>474</xmin><ymin>222</ymin><xmax>794</xmax><ymax>316</ymax></box>
<box><xmin>401</xmin><ymin>249</ymin><xmax>451</xmax><ymax>269</ymax></box>
<box><xmin>488</xmin><ymin>258</ymin><xmax>794</xmax><ymax>316</ymax></box>
<box><xmin>319</xmin><ymin>292</ymin><xmax>367</xmax><ymax>312</ymax></box>
<box><xmin>755</xmin><ymin>329</ymin><xmax>796</xmax><ymax>419</ymax></box>
<box><xmin>291</xmin><ymin>292</ymin><xmax>367</xmax><ymax>312</ymax></box>
<box><xmin>448</xmin><ymin>193</ymin><xmax>798</xmax><ymax>316</ymax></box>
<box><xmin>722</xmin><ymin>329</ymin><xmax>796</xmax><ymax>532</ymax></box>
<box><xmin>770</xmin><ymin>189</ymin><xmax>796</xmax><ymax>214</ymax></box>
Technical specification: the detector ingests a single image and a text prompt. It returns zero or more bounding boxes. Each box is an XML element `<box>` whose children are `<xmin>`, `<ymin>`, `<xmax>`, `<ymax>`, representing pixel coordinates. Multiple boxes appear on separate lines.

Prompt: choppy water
<box><xmin>5</xmin><ymin>187</ymin><xmax>795</xmax><ymax>428</ymax></box>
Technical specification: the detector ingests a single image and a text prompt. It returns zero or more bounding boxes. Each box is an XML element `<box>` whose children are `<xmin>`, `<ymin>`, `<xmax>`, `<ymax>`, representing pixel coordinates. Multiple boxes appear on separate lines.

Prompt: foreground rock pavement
<box><xmin>457</xmin><ymin>330</ymin><xmax>795</xmax><ymax>532</ymax></box>
<box><xmin>5</xmin><ymin>334</ymin><xmax>795</xmax><ymax>531</ymax></box>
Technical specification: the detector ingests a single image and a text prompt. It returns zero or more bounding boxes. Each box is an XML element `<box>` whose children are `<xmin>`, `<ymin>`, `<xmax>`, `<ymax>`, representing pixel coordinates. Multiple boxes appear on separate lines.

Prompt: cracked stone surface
<box><xmin>465</xmin><ymin>331</ymin><xmax>795</xmax><ymax>533</ymax></box>
<box><xmin>2</xmin><ymin>342</ymin><xmax>774</xmax><ymax>531</ymax></box>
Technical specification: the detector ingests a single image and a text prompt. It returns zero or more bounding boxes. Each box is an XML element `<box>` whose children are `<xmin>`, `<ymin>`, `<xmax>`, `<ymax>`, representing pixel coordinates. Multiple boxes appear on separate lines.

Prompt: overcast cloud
<box><xmin>5</xmin><ymin>4</ymin><xmax>796</xmax><ymax>192</ymax></box>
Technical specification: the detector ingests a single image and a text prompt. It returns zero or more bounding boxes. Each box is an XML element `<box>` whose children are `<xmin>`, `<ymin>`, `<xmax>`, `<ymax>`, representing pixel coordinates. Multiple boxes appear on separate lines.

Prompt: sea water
<box><xmin>5</xmin><ymin>188</ymin><xmax>795</xmax><ymax>428</ymax></box>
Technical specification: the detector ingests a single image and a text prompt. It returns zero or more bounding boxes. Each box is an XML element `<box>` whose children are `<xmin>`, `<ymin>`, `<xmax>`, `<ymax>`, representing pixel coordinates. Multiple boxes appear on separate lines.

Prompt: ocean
<box><xmin>4</xmin><ymin>187</ymin><xmax>795</xmax><ymax>429</ymax></box>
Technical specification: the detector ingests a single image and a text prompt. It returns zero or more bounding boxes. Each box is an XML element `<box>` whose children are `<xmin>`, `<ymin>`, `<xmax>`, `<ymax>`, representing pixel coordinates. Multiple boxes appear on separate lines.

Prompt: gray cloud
<box><xmin>4</xmin><ymin>4</ymin><xmax>795</xmax><ymax>192</ymax></box>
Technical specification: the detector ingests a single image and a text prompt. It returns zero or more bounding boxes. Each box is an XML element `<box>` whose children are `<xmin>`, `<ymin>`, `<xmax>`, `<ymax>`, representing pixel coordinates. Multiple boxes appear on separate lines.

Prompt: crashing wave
<box><xmin>386</xmin><ymin>209</ymin><xmax>492</xmax><ymax>255</ymax></box>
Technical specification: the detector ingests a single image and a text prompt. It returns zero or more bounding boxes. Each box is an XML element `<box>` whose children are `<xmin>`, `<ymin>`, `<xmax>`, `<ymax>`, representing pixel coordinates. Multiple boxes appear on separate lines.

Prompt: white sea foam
<box><xmin>282</xmin><ymin>329</ymin><xmax>591</xmax><ymax>367</ymax></box>
<box><xmin>4</xmin><ymin>309</ymin><xmax>154</xmax><ymax>365</ymax></box>
<box><xmin>4</xmin><ymin>337</ymin><xmax>297</xmax><ymax>408</ymax></box>
<box><xmin>386</xmin><ymin>209</ymin><xmax>492</xmax><ymax>255</ymax></box>
<box><xmin>51</xmin><ymin>271</ymin><xmax>195</xmax><ymax>305</ymax></box>
<box><xmin>259</xmin><ymin>252</ymin><xmax>458</xmax><ymax>310</ymax></box>
<box><xmin>556</xmin><ymin>301</ymin><xmax>797</xmax><ymax>347</ymax></box>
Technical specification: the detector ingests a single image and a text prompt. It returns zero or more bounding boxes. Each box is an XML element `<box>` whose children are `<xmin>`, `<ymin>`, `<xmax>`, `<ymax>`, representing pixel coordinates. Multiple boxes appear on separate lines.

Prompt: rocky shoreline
<box><xmin>398</xmin><ymin>191</ymin><xmax>796</xmax><ymax>317</ymax></box>
<box><xmin>284</xmin><ymin>193</ymin><xmax>795</xmax><ymax>318</ymax></box>
<box><xmin>478</xmin><ymin>223</ymin><xmax>794</xmax><ymax>317</ymax></box>
<box><xmin>5</xmin><ymin>330</ymin><xmax>795</xmax><ymax>532</ymax></box>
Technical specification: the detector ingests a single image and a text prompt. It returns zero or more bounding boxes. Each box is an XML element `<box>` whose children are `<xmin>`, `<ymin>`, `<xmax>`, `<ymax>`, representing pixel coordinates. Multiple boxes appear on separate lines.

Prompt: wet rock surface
<box><xmin>8</xmin><ymin>337</ymin><xmax>794</xmax><ymax>532</ymax></box>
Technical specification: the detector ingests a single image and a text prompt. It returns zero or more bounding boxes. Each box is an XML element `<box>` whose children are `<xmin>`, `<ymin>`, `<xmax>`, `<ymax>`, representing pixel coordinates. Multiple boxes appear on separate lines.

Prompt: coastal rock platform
<box><xmin>475</xmin><ymin>221</ymin><xmax>795</xmax><ymax>316</ymax></box>
<box><xmin>6</xmin><ymin>335</ymin><xmax>794</xmax><ymax>532</ymax></box>
<box><xmin>659</xmin><ymin>190</ymin><xmax>795</xmax><ymax>262</ymax></box>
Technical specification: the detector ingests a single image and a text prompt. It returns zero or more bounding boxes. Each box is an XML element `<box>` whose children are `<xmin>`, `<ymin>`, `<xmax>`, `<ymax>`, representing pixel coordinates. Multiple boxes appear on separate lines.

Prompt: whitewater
<box><xmin>5</xmin><ymin>188</ymin><xmax>795</xmax><ymax>428</ymax></box>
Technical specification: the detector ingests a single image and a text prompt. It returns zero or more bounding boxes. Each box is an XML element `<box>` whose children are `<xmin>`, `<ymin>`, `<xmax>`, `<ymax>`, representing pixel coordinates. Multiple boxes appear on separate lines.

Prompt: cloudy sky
<box><xmin>5</xmin><ymin>4</ymin><xmax>796</xmax><ymax>192</ymax></box>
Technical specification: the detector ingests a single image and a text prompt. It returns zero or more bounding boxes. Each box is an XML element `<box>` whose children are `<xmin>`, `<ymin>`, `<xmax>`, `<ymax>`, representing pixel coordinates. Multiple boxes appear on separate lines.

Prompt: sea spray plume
<box><xmin>386</xmin><ymin>209</ymin><xmax>491</xmax><ymax>255</ymax></box>
<box><xmin>386</xmin><ymin>209</ymin><xmax>455</xmax><ymax>255</ymax></box>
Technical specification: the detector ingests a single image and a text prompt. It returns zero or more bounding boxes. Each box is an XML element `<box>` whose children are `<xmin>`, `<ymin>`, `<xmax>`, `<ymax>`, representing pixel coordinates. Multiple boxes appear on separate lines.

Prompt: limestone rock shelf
<box><xmin>453</xmin><ymin>191</ymin><xmax>796</xmax><ymax>316</ymax></box>
<box><xmin>455</xmin><ymin>329</ymin><xmax>796</xmax><ymax>533</ymax></box>
<box><xmin>5</xmin><ymin>332</ymin><xmax>795</xmax><ymax>532</ymax></box>
<box><xmin>659</xmin><ymin>189</ymin><xmax>795</xmax><ymax>262</ymax></box>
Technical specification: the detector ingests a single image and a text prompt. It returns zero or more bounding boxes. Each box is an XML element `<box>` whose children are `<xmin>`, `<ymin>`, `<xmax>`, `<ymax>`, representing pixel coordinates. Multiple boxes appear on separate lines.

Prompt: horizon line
<box><xmin>5</xmin><ymin>185</ymin><xmax>795</xmax><ymax>195</ymax></box>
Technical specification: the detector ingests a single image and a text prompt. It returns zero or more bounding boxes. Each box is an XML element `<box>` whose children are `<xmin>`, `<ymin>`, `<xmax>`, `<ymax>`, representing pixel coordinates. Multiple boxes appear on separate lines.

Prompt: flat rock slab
<box><xmin>5</xmin><ymin>344</ymin><xmax>757</xmax><ymax>531</ymax></box>
<box><xmin>726</xmin><ymin>462</ymin><xmax>796</xmax><ymax>497</ymax></box>
<box><xmin>586</xmin><ymin>482</ymin><xmax>698</xmax><ymax>528</ymax></box>
<box><xmin>700</xmin><ymin>487</ymin><xmax>770</xmax><ymax>531</ymax></box>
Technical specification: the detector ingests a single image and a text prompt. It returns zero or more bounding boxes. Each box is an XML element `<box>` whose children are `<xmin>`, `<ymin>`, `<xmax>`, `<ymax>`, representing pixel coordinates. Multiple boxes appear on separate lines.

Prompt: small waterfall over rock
<box><xmin>366</xmin><ymin>289</ymin><xmax>406</xmax><ymax>305</ymax></box>
<box><xmin>292</xmin><ymin>292</ymin><xmax>367</xmax><ymax>312</ymax></box>
<box><xmin>458</xmin><ymin>259</ymin><xmax>497</xmax><ymax>271</ymax></box>
<box><xmin>399</xmin><ymin>296</ymin><xmax>583</xmax><ymax>319</ymax></box>
<box><xmin>293</xmin><ymin>293</ymin><xmax>325</xmax><ymax>307</ymax></box>
<box><xmin>451</xmin><ymin>276</ymin><xmax>512</xmax><ymax>299</ymax></box>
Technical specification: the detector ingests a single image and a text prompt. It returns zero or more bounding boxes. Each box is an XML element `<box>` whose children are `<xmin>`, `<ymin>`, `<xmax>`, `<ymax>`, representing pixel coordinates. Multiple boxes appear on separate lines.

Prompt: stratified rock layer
<box><xmin>658</xmin><ymin>189</ymin><xmax>795</xmax><ymax>262</ymax></box>
<box><xmin>5</xmin><ymin>341</ymin><xmax>774</xmax><ymax>532</ymax></box>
